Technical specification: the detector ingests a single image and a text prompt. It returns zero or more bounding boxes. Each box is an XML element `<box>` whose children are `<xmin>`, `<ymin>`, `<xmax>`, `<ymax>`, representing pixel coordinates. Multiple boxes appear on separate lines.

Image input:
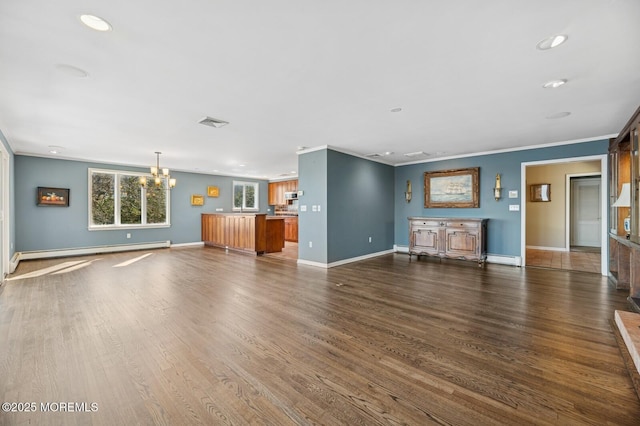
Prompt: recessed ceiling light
<box><xmin>383</xmin><ymin>151</ymin><xmax>394</xmax><ymax>156</ymax></box>
<box><xmin>546</xmin><ymin>111</ymin><xmax>571</xmax><ymax>119</ymax></box>
<box><xmin>536</xmin><ymin>34</ymin><xmax>568</xmax><ymax>50</ymax></box>
<box><xmin>79</xmin><ymin>14</ymin><xmax>112</xmax><ymax>32</ymax></box>
<box><xmin>542</xmin><ymin>79</ymin><xmax>567</xmax><ymax>89</ymax></box>
<box><xmin>55</xmin><ymin>64</ymin><xmax>89</xmax><ymax>78</ymax></box>
<box><xmin>48</xmin><ymin>145</ymin><xmax>64</xmax><ymax>154</ymax></box>
<box><xmin>390</xmin><ymin>107</ymin><xmax>402</xmax><ymax>113</ymax></box>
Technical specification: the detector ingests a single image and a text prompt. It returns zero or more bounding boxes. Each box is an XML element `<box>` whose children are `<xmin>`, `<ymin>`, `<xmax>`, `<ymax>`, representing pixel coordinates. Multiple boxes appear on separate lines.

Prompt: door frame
<box><xmin>0</xmin><ymin>142</ymin><xmax>9</xmax><ymax>280</ymax></box>
<box><xmin>566</xmin><ymin>173</ymin><xmax>601</xmax><ymax>250</ymax></box>
<box><xmin>520</xmin><ymin>154</ymin><xmax>608</xmax><ymax>275</ymax></box>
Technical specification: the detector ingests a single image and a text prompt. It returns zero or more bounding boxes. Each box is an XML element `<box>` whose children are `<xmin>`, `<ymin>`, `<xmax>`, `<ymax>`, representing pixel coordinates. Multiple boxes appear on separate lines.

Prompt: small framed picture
<box><xmin>207</xmin><ymin>186</ymin><xmax>219</xmax><ymax>197</ymax></box>
<box><xmin>191</xmin><ymin>194</ymin><xmax>204</xmax><ymax>206</ymax></box>
<box><xmin>530</xmin><ymin>184</ymin><xmax>551</xmax><ymax>202</ymax></box>
<box><xmin>37</xmin><ymin>187</ymin><xmax>70</xmax><ymax>207</ymax></box>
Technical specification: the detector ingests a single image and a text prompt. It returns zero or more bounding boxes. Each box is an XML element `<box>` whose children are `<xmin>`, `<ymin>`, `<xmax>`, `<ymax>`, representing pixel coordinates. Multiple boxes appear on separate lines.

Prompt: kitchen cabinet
<box><xmin>284</xmin><ymin>216</ymin><xmax>298</xmax><ymax>242</ymax></box>
<box><xmin>408</xmin><ymin>217</ymin><xmax>487</xmax><ymax>265</ymax></box>
<box><xmin>201</xmin><ymin>213</ymin><xmax>284</xmax><ymax>254</ymax></box>
<box><xmin>268</xmin><ymin>179</ymin><xmax>298</xmax><ymax>205</ymax></box>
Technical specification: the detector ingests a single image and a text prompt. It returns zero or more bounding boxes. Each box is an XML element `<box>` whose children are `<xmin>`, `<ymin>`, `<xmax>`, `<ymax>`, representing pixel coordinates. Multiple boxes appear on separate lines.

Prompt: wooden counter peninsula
<box><xmin>201</xmin><ymin>213</ymin><xmax>284</xmax><ymax>255</ymax></box>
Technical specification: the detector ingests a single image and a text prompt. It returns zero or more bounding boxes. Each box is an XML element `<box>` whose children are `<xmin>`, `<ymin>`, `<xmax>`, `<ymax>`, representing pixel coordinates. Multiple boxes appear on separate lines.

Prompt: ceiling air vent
<box><xmin>198</xmin><ymin>116</ymin><xmax>229</xmax><ymax>128</ymax></box>
<box><xmin>365</xmin><ymin>153</ymin><xmax>382</xmax><ymax>158</ymax></box>
<box><xmin>404</xmin><ymin>151</ymin><xmax>427</xmax><ymax>158</ymax></box>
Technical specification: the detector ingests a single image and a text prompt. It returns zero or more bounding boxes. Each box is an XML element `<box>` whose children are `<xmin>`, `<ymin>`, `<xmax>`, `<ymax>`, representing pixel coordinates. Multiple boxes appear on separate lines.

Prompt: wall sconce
<box><xmin>494</xmin><ymin>173</ymin><xmax>502</xmax><ymax>201</ymax></box>
<box><xmin>405</xmin><ymin>180</ymin><xmax>412</xmax><ymax>203</ymax></box>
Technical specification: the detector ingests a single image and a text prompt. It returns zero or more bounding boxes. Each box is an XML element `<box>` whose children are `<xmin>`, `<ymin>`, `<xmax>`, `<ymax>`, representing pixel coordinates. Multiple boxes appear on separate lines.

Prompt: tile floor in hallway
<box><xmin>526</xmin><ymin>247</ymin><xmax>601</xmax><ymax>273</ymax></box>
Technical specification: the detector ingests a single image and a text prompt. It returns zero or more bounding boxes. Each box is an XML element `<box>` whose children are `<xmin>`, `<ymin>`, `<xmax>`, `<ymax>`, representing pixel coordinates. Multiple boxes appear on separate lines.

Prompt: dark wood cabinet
<box><xmin>409</xmin><ymin>217</ymin><xmax>487</xmax><ymax>265</ymax></box>
<box><xmin>609</xmin><ymin>105</ymin><xmax>640</xmax><ymax>310</ymax></box>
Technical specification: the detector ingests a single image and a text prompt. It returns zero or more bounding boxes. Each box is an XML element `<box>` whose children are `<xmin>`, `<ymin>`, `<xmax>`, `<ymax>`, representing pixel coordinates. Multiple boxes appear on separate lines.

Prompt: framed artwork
<box><xmin>191</xmin><ymin>194</ymin><xmax>204</xmax><ymax>206</ymax></box>
<box><xmin>530</xmin><ymin>184</ymin><xmax>551</xmax><ymax>202</ymax></box>
<box><xmin>37</xmin><ymin>187</ymin><xmax>70</xmax><ymax>207</ymax></box>
<box><xmin>207</xmin><ymin>186</ymin><xmax>219</xmax><ymax>197</ymax></box>
<box><xmin>424</xmin><ymin>167</ymin><xmax>479</xmax><ymax>208</ymax></box>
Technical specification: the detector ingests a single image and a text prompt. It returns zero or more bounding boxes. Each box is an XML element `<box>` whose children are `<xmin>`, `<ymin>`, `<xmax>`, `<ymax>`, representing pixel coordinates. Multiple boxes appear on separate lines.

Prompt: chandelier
<box><xmin>139</xmin><ymin>151</ymin><xmax>176</xmax><ymax>189</ymax></box>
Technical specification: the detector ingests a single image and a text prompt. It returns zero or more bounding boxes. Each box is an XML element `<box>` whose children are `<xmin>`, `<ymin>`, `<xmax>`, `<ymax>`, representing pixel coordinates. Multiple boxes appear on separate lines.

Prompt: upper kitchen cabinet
<box><xmin>268</xmin><ymin>179</ymin><xmax>298</xmax><ymax>205</ymax></box>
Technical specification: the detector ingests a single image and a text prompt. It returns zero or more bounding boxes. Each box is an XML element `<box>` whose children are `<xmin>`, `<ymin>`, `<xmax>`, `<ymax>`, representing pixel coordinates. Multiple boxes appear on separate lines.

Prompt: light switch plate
<box><xmin>300</xmin><ymin>205</ymin><xmax>307</xmax><ymax>212</ymax></box>
<box><xmin>509</xmin><ymin>204</ymin><xmax>520</xmax><ymax>211</ymax></box>
<box><xmin>508</xmin><ymin>190</ymin><xmax>518</xmax><ymax>198</ymax></box>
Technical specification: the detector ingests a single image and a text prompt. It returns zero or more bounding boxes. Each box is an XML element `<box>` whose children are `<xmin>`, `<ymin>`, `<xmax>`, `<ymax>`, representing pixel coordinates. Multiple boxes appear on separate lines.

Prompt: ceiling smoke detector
<box><xmin>198</xmin><ymin>116</ymin><xmax>229</xmax><ymax>128</ymax></box>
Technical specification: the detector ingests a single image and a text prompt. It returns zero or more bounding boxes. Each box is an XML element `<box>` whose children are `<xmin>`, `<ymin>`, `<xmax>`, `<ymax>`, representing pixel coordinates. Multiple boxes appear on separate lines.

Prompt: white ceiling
<box><xmin>1</xmin><ymin>0</ymin><xmax>639</xmax><ymax>179</ymax></box>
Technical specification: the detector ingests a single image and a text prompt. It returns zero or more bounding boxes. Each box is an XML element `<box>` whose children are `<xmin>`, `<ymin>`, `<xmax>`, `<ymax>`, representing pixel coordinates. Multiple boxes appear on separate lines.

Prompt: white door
<box><xmin>571</xmin><ymin>177</ymin><xmax>601</xmax><ymax>247</ymax></box>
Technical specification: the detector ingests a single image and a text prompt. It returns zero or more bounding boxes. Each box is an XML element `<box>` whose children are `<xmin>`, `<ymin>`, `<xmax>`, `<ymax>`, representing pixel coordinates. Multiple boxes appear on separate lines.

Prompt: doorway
<box><xmin>569</xmin><ymin>175</ymin><xmax>601</xmax><ymax>249</ymax></box>
<box><xmin>521</xmin><ymin>155</ymin><xmax>608</xmax><ymax>275</ymax></box>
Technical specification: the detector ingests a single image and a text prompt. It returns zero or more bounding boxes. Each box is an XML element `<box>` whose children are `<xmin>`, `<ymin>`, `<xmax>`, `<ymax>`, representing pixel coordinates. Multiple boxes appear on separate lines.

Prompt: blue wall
<box><xmin>11</xmin><ymin>139</ymin><xmax>610</xmax><ymax>259</ymax></box>
<box><xmin>327</xmin><ymin>150</ymin><xmax>394</xmax><ymax>262</ymax></box>
<box><xmin>298</xmin><ymin>148</ymin><xmax>395</xmax><ymax>264</ymax></box>
<box><xmin>15</xmin><ymin>155</ymin><xmax>268</xmax><ymax>252</ymax></box>
<box><xmin>297</xmin><ymin>149</ymin><xmax>328</xmax><ymax>263</ymax></box>
<box><xmin>394</xmin><ymin>140</ymin><xmax>609</xmax><ymax>256</ymax></box>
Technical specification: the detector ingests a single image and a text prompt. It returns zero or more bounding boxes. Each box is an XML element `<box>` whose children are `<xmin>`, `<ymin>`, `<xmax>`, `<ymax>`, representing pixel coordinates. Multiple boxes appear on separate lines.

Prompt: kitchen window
<box><xmin>232</xmin><ymin>181</ymin><xmax>259</xmax><ymax>211</ymax></box>
<box><xmin>89</xmin><ymin>168</ymin><xmax>171</xmax><ymax>230</ymax></box>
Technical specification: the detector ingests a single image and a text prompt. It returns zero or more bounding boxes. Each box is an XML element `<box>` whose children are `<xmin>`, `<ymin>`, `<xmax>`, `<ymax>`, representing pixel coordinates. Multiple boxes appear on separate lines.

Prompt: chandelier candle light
<box><xmin>139</xmin><ymin>152</ymin><xmax>177</xmax><ymax>189</ymax></box>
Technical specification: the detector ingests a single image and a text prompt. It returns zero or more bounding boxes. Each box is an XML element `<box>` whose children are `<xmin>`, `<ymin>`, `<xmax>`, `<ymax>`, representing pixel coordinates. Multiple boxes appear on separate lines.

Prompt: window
<box><xmin>232</xmin><ymin>181</ymin><xmax>259</xmax><ymax>211</ymax></box>
<box><xmin>89</xmin><ymin>168</ymin><xmax>170</xmax><ymax>230</ymax></box>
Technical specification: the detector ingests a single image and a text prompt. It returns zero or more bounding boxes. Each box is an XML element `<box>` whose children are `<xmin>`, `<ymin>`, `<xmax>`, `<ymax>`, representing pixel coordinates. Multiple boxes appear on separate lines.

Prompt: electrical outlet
<box><xmin>309</xmin><ymin>241</ymin><xmax>313</xmax><ymax>248</ymax></box>
<box><xmin>215</xmin><ymin>208</ymin><xmax>223</xmax><ymax>211</ymax></box>
<box><xmin>368</xmin><ymin>236</ymin><xmax>372</xmax><ymax>243</ymax></box>
<box><xmin>126</xmin><ymin>233</ymin><xmax>131</xmax><ymax>239</ymax></box>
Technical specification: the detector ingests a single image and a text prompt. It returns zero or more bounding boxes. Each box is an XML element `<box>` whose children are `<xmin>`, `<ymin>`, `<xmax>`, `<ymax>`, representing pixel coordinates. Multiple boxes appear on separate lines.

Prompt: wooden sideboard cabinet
<box><xmin>408</xmin><ymin>217</ymin><xmax>488</xmax><ymax>265</ymax></box>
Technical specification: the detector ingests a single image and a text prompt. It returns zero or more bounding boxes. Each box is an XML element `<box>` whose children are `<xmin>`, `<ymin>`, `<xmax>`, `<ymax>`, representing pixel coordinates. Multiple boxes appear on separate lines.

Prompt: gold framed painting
<box><xmin>191</xmin><ymin>194</ymin><xmax>204</xmax><ymax>206</ymax></box>
<box><xmin>424</xmin><ymin>167</ymin><xmax>479</xmax><ymax>208</ymax></box>
<box><xmin>530</xmin><ymin>184</ymin><xmax>551</xmax><ymax>202</ymax></box>
<box><xmin>207</xmin><ymin>186</ymin><xmax>219</xmax><ymax>197</ymax></box>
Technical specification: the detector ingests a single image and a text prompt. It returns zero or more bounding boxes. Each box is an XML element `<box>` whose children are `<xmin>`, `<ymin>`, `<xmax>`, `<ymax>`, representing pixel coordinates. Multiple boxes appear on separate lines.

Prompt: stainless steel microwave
<box><xmin>284</xmin><ymin>191</ymin><xmax>298</xmax><ymax>200</ymax></box>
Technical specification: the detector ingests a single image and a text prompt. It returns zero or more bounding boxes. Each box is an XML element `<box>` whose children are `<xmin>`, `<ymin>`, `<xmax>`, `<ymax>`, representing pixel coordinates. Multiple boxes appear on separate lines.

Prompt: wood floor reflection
<box><xmin>526</xmin><ymin>247</ymin><xmax>601</xmax><ymax>273</ymax></box>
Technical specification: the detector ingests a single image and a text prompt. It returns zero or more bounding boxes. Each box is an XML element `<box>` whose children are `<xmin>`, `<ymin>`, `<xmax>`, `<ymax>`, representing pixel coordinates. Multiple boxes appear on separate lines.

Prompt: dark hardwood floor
<box><xmin>1</xmin><ymin>247</ymin><xmax>638</xmax><ymax>425</ymax></box>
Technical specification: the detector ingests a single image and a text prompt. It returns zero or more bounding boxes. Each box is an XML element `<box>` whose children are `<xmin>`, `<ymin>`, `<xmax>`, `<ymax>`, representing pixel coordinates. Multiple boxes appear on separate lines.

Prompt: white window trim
<box><xmin>88</xmin><ymin>168</ymin><xmax>171</xmax><ymax>231</ymax></box>
<box><xmin>232</xmin><ymin>180</ymin><xmax>259</xmax><ymax>211</ymax></box>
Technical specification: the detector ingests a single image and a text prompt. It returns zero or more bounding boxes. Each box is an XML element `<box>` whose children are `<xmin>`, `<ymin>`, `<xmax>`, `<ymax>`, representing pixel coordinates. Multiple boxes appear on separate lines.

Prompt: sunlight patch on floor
<box><xmin>7</xmin><ymin>260</ymin><xmax>91</xmax><ymax>281</ymax></box>
<box><xmin>113</xmin><ymin>253</ymin><xmax>153</xmax><ymax>267</ymax></box>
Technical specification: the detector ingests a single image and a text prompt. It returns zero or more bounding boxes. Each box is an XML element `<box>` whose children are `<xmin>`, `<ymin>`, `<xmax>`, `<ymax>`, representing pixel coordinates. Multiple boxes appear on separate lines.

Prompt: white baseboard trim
<box><xmin>526</xmin><ymin>245</ymin><xmax>567</xmax><ymax>252</ymax></box>
<box><xmin>170</xmin><ymin>241</ymin><xmax>204</xmax><ymax>248</ymax></box>
<box><xmin>395</xmin><ymin>245</ymin><xmax>520</xmax><ymax>266</ymax></box>
<box><xmin>10</xmin><ymin>252</ymin><xmax>19</xmax><ymax>273</ymax></box>
<box><xmin>486</xmin><ymin>254</ymin><xmax>522</xmax><ymax>267</ymax></box>
<box><xmin>15</xmin><ymin>241</ymin><xmax>171</xmax><ymax>264</ymax></box>
<box><xmin>298</xmin><ymin>249</ymin><xmax>395</xmax><ymax>269</ymax></box>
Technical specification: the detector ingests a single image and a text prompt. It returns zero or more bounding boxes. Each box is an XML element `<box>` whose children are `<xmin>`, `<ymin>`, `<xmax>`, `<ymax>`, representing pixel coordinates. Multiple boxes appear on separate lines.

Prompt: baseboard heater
<box><xmin>16</xmin><ymin>240</ymin><xmax>171</xmax><ymax>262</ymax></box>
